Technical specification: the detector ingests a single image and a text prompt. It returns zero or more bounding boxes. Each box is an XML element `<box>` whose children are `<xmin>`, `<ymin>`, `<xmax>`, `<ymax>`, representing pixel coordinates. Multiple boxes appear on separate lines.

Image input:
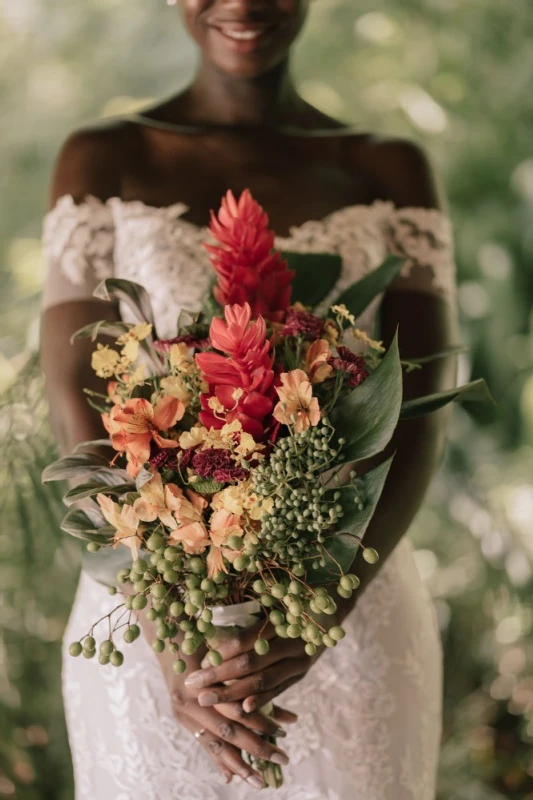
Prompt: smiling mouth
<box><xmin>211</xmin><ymin>23</ymin><xmax>278</xmax><ymax>46</ymax></box>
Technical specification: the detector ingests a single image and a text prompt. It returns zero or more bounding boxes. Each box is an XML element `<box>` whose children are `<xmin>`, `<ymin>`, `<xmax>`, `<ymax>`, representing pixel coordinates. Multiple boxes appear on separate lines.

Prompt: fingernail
<box><xmin>184</xmin><ymin>672</ymin><xmax>204</xmax><ymax>687</ymax></box>
<box><xmin>270</xmin><ymin>752</ymin><xmax>290</xmax><ymax>766</ymax></box>
<box><xmin>198</xmin><ymin>692</ymin><xmax>218</xmax><ymax>706</ymax></box>
<box><xmin>246</xmin><ymin>776</ymin><xmax>264</xmax><ymax>789</ymax></box>
<box><xmin>200</xmin><ymin>657</ymin><xmax>210</xmax><ymax>669</ymax></box>
<box><xmin>243</xmin><ymin>700</ymin><xmax>257</xmax><ymax>713</ymax></box>
<box><xmin>275</xmin><ymin>729</ymin><xmax>287</xmax><ymax>738</ymax></box>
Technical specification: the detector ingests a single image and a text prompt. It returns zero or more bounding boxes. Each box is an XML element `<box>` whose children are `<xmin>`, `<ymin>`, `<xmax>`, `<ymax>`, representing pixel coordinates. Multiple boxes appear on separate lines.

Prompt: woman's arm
<box><xmin>41</xmin><ymin>128</ymin><xmax>294</xmax><ymax>786</ymax></box>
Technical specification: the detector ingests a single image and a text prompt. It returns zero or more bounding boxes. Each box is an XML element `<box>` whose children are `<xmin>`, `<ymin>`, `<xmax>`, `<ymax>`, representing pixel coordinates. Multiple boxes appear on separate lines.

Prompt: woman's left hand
<box><xmin>184</xmin><ymin>621</ymin><xmax>320</xmax><ymax>713</ymax></box>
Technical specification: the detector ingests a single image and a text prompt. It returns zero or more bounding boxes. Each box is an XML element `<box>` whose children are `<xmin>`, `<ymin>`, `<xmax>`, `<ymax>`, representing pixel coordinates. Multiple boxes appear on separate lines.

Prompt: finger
<box><xmin>187</xmin><ymin>638</ymin><xmax>303</xmax><ymax>690</ymax></box>
<box><xmin>200</xmin><ymin>621</ymin><xmax>277</xmax><ymax>666</ymax></box>
<box><xmin>272</xmin><ymin>705</ymin><xmax>299</xmax><ymax>724</ymax></box>
<box><xmin>182</xmin><ymin>703</ymin><xmax>290</xmax><ymax>767</ymax></box>
<box><xmin>243</xmin><ymin>676</ymin><xmax>302</xmax><ymax>714</ymax></box>
<box><xmin>215</xmin><ymin>701</ymin><xmax>286</xmax><ymax>737</ymax></box>
<box><xmin>197</xmin><ymin>658</ymin><xmax>308</xmax><ymax>706</ymax></box>
<box><xmin>177</xmin><ymin>712</ymin><xmax>237</xmax><ymax>783</ymax></box>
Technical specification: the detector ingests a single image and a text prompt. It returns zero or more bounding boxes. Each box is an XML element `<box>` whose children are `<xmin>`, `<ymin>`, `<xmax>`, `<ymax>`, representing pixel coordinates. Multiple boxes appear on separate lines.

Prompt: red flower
<box><xmin>196</xmin><ymin>303</ymin><xmax>276</xmax><ymax>438</ymax></box>
<box><xmin>280</xmin><ymin>309</ymin><xmax>325</xmax><ymax>339</ymax></box>
<box><xmin>154</xmin><ymin>335</ymin><xmax>211</xmax><ymax>352</ymax></box>
<box><xmin>192</xmin><ymin>449</ymin><xmax>250</xmax><ymax>483</ymax></box>
<box><xmin>329</xmin><ymin>347</ymin><xmax>369</xmax><ymax>388</ymax></box>
<box><xmin>206</xmin><ymin>190</ymin><xmax>295</xmax><ymax>322</ymax></box>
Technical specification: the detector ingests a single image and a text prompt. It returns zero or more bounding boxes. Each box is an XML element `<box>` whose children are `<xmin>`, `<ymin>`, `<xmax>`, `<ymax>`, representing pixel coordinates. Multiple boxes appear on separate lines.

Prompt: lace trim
<box><xmin>42</xmin><ymin>195</ymin><xmax>115</xmax><ymax>287</ymax></box>
<box><xmin>42</xmin><ymin>195</ymin><xmax>456</xmax><ymax>337</ymax></box>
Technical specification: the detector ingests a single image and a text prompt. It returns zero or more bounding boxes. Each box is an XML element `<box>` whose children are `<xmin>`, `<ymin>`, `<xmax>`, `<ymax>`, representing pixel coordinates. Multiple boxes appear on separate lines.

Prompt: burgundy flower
<box><xmin>148</xmin><ymin>449</ymin><xmax>171</xmax><ymax>470</ymax></box>
<box><xmin>154</xmin><ymin>335</ymin><xmax>211</xmax><ymax>352</ymax></box>
<box><xmin>179</xmin><ymin>447</ymin><xmax>196</xmax><ymax>471</ymax></box>
<box><xmin>330</xmin><ymin>347</ymin><xmax>369</xmax><ymax>388</ymax></box>
<box><xmin>280</xmin><ymin>309</ymin><xmax>325</xmax><ymax>340</ymax></box>
<box><xmin>192</xmin><ymin>448</ymin><xmax>249</xmax><ymax>483</ymax></box>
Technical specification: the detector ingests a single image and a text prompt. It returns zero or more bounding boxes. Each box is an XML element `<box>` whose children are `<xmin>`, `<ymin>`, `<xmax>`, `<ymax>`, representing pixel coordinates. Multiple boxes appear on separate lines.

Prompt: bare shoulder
<box><xmin>346</xmin><ymin>134</ymin><xmax>443</xmax><ymax>211</ymax></box>
<box><xmin>49</xmin><ymin>118</ymin><xmax>145</xmax><ymax>209</ymax></box>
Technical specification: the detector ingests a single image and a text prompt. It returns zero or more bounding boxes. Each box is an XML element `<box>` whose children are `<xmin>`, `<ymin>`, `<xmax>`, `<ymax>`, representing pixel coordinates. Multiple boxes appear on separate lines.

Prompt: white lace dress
<box><xmin>42</xmin><ymin>196</ymin><xmax>456</xmax><ymax>800</ymax></box>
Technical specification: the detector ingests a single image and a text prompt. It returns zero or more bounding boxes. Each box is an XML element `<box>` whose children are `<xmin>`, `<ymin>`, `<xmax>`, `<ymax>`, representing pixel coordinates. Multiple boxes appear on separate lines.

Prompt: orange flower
<box><xmin>103</xmin><ymin>396</ymin><xmax>185</xmax><ymax>478</ymax></box>
<box><xmin>305</xmin><ymin>339</ymin><xmax>333</xmax><ymax>384</ymax></box>
<box><xmin>96</xmin><ymin>494</ymin><xmax>143</xmax><ymax>558</ymax></box>
<box><xmin>206</xmin><ymin>508</ymin><xmax>243</xmax><ymax>579</ymax></box>
<box><xmin>168</xmin><ymin>490</ymin><xmax>210</xmax><ymax>555</ymax></box>
<box><xmin>273</xmin><ymin>369</ymin><xmax>321</xmax><ymax>433</ymax></box>
<box><xmin>133</xmin><ymin>473</ymin><xmax>182</xmax><ymax>529</ymax></box>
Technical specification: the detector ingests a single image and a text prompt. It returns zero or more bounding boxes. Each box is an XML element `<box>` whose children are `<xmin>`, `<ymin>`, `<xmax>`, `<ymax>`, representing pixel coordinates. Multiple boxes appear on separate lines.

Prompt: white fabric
<box><xmin>43</xmin><ymin>195</ymin><xmax>452</xmax><ymax>800</ymax></box>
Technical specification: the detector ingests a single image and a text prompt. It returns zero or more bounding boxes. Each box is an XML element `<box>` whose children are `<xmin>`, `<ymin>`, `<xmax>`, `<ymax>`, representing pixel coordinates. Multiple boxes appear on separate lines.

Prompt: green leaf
<box><xmin>406</xmin><ymin>345</ymin><xmax>467</xmax><ymax>365</ymax></box>
<box><xmin>60</xmin><ymin>507</ymin><xmax>114</xmax><ymax>543</ymax></box>
<box><xmin>282</xmin><ymin>251</ymin><xmax>342</xmax><ymax>308</ymax></box>
<box><xmin>188</xmin><ymin>477</ymin><xmax>225</xmax><ymax>495</ymax></box>
<box><xmin>42</xmin><ymin>453</ymin><xmax>114</xmax><ymax>484</ymax></box>
<box><xmin>331</xmin><ymin>332</ymin><xmax>403</xmax><ymax>463</ymax></box>
<box><xmin>81</xmin><ymin>545</ymin><xmax>134</xmax><ymax>587</ymax></box>
<box><xmin>135</xmin><ymin>467</ymin><xmax>155</xmax><ymax>491</ymax></box>
<box><xmin>93</xmin><ymin>278</ymin><xmax>156</xmax><ymax>329</ymax></box>
<box><xmin>330</xmin><ymin>255</ymin><xmax>404</xmax><ymax>320</ymax></box>
<box><xmin>71</xmin><ymin>320</ymin><xmax>138</xmax><ymax>344</ymax></box>
<box><xmin>309</xmin><ymin>457</ymin><xmax>393</xmax><ymax>584</ymax></box>
<box><xmin>73</xmin><ymin>439</ymin><xmax>113</xmax><ymax>453</ymax></box>
<box><xmin>400</xmin><ymin>379</ymin><xmax>495</xmax><ymax>420</ymax></box>
<box><xmin>63</xmin><ymin>481</ymin><xmax>134</xmax><ymax>507</ymax></box>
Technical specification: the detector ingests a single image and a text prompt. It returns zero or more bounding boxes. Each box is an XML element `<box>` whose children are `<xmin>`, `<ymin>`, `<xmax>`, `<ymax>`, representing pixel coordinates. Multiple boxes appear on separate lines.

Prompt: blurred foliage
<box><xmin>0</xmin><ymin>0</ymin><xmax>532</xmax><ymax>798</ymax></box>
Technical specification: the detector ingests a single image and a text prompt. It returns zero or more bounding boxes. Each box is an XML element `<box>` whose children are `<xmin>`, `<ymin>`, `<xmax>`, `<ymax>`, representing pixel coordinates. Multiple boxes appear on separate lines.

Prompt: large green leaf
<box><xmin>282</xmin><ymin>251</ymin><xmax>342</xmax><ymax>308</ymax></box>
<box><xmin>330</xmin><ymin>255</ymin><xmax>404</xmax><ymax>320</ymax></box>
<box><xmin>42</xmin><ymin>454</ymin><xmax>129</xmax><ymax>484</ymax></box>
<box><xmin>400</xmin><ymin>379</ymin><xmax>494</xmax><ymax>420</ymax></box>
<box><xmin>60</xmin><ymin>507</ymin><xmax>114</xmax><ymax>543</ymax></box>
<box><xmin>308</xmin><ymin>457</ymin><xmax>393</xmax><ymax>584</ymax></box>
<box><xmin>93</xmin><ymin>278</ymin><xmax>156</xmax><ymax>329</ymax></box>
<box><xmin>331</xmin><ymin>332</ymin><xmax>403</xmax><ymax>463</ymax></box>
<box><xmin>81</xmin><ymin>545</ymin><xmax>134</xmax><ymax>587</ymax></box>
<box><xmin>63</xmin><ymin>481</ymin><xmax>134</xmax><ymax>506</ymax></box>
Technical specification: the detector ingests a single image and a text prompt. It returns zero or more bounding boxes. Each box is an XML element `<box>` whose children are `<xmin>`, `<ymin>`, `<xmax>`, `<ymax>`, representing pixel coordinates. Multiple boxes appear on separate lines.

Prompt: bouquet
<box><xmin>43</xmin><ymin>190</ymin><xmax>489</xmax><ymax>788</ymax></box>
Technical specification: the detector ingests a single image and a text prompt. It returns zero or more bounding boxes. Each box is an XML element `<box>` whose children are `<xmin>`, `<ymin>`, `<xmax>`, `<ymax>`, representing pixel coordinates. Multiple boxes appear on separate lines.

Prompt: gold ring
<box><xmin>194</xmin><ymin>729</ymin><xmax>206</xmax><ymax>739</ymax></box>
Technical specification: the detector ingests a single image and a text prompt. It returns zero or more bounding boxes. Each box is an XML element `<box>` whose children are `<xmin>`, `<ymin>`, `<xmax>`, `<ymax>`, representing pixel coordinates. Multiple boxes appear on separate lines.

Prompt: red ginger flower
<box><xmin>206</xmin><ymin>190</ymin><xmax>295</xmax><ymax>323</ymax></box>
<box><xmin>196</xmin><ymin>303</ymin><xmax>276</xmax><ymax>439</ymax></box>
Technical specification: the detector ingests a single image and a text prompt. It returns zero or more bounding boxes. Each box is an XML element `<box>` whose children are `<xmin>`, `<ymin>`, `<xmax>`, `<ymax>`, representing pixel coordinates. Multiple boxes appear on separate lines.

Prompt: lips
<box><xmin>209</xmin><ymin>21</ymin><xmax>279</xmax><ymax>51</ymax></box>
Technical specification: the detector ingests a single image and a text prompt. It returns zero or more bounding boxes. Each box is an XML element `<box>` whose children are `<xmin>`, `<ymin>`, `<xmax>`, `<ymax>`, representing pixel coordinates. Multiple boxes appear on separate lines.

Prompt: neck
<box><xmin>180</xmin><ymin>59</ymin><xmax>307</xmax><ymax>128</ymax></box>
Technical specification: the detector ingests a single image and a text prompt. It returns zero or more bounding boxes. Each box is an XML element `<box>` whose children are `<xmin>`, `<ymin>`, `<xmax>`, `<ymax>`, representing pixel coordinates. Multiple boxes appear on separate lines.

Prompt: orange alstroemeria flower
<box><xmin>96</xmin><ymin>494</ymin><xmax>143</xmax><ymax>558</ymax></box>
<box><xmin>133</xmin><ymin>473</ymin><xmax>182</xmax><ymax>529</ymax></box>
<box><xmin>273</xmin><ymin>369</ymin><xmax>321</xmax><ymax>434</ymax></box>
<box><xmin>305</xmin><ymin>339</ymin><xmax>334</xmax><ymax>384</ymax></box>
<box><xmin>207</xmin><ymin>508</ymin><xmax>243</xmax><ymax>579</ymax></box>
<box><xmin>103</xmin><ymin>395</ymin><xmax>185</xmax><ymax>478</ymax></box>
<box><xmin>168</xmin><ymin>489</ymin><xmax>211</xmax><ymax>555</ymax></box>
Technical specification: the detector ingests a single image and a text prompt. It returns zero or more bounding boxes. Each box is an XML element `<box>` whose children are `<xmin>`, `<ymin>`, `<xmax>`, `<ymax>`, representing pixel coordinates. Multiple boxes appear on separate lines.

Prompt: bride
<box><xmin>41</xmin><ymin>1</ymin><xmax>458</xmax><ymax>797</ymax></box>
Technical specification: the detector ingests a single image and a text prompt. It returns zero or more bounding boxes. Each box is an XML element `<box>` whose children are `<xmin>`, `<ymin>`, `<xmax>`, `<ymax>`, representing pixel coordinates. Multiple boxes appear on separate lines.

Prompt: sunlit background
<box><xmin>1</xmin><ymin>0</ymin><xmax>532</xmax><ymax>797</ymax></box>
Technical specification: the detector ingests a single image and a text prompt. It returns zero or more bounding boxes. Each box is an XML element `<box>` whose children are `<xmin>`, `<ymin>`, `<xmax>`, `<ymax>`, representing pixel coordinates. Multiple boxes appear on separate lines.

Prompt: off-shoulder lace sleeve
<box><xmin>386</xmin><ymin>207</ymin><xmax>456</xmax><ymax>304</ymax></box>
<box><xmin>42</xmin><ymin>195</ymin><xmax>115</xmax><ymax>309</ymax></box>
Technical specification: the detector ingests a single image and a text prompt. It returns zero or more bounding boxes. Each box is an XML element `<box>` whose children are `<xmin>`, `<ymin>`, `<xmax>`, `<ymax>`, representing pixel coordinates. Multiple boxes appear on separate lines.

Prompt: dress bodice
<box><xmin>42</xmin><ymin>195</ymin><xmax>456</xmax><ymax>339</ymax></box>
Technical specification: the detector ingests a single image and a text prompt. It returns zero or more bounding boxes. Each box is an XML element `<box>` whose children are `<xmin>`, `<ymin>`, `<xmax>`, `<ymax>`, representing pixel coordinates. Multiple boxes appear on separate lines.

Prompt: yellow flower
<box><xmin>323</xmin><ymin>319</ymin><xmax>341</xmax><ymax>345</ymax></box>
<box><xmin>123</xmin><ymin>365</ymin><xmax>147</xmax><ymax>385</ymax></box>
<box><xmin>179</xmin><ymin>425</ymin><xmax>208</xmax><ymax>449</ymax></box>
<box><xmin>331</xmin><ymin>304</ymin><xmax>356</xmax><ymax>326</ymax></box>
<box><xmin>121</xmin><ymin>338</ymin><xmax>139</xmax><ymax>363</ymax></box>
<box><xmin>170</xmin><ymin>343</ymin><xmax>195</xmax><ymax>373</ymax></box>
<box><xmin>160</xmin><ymin>375</ymin><xmax>191</xmax><ymax>402</ymax></box>
<box><xmin>92</xmin><ymin>344</ymin><xmax>120</xmax><ymax>378</ymax></box>
<box><xmin>351</xmin><ymin>328</ymin><xmax>385</xmax><ymax>352</ymax></box>
<box><xmin>208</xmin><ymin>396</ymin><xmax>225</xmax><ymax>414</ymax></box>
<box><xmin>117</xmin><ymin>323</ymin><xmax>152</xmax><ymax>345</ymax></box>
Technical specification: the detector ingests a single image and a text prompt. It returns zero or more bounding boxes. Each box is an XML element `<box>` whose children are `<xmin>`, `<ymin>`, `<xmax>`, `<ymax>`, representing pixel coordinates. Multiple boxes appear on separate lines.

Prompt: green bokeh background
<box><xmin>1</xmin><ymin>1</ymin><xmax>532</xmax><ymax>798</ymax></box>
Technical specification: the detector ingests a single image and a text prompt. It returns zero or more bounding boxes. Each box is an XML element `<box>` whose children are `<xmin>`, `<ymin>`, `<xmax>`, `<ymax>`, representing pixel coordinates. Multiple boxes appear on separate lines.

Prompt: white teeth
<box><xmin>219</xmin><ymin>28</ymin><xmax>264</xmax><ymax>41</ymax></box>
